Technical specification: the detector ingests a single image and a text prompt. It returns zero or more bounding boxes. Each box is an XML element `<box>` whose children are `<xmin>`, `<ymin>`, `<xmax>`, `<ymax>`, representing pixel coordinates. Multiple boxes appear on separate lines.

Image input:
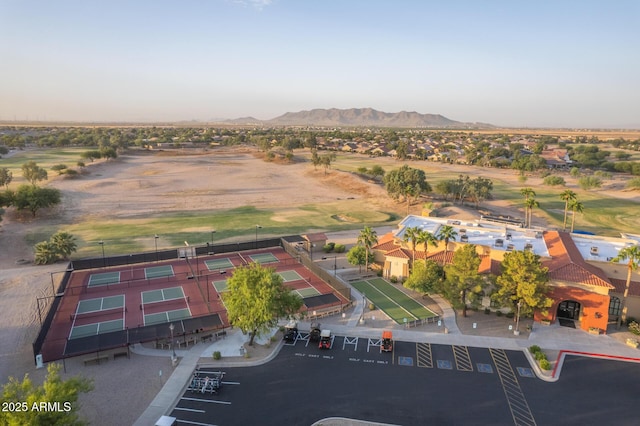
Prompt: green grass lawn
<box><xmin>0</xmin><ymin>148</ymin><xmax>90</xmax><ymax>186</ymax></box>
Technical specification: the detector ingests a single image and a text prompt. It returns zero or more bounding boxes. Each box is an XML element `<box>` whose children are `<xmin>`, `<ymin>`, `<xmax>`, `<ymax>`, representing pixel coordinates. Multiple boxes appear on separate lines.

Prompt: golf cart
<box><xmin>318</xmin><ymin>329</ymin><xmax>332</xmax><ymax>349</ymax></box>
<box><xmin>309</xmin><ymin>322</ymin><xmax>321</xmax><ymax>342</ymax></box>
<box><xmin>283</xmin><ymin>320</ymin><xmax>298</xmax><ymax>342</ymax></box>
<box><xmin>381</xmin><ymin>330</ymin><xmax>393</xmax><ymax>352</ymax></box>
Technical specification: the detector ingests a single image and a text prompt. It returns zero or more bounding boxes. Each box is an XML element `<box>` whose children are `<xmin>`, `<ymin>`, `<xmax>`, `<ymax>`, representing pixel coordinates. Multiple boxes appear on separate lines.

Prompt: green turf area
<box><xmin>88</xmin><ymin>271</ymin><xmax>120</xmax><ymax>287</ymax></box>
<box><xmin>145</xmin><ymin>265</ymin><xmax>174</xmax><ymax>279</ymax></box>
<box><xmin>205</xmin><ymin>258</ymin><xmax>234</xmax><ymax>270</ymax></box>
<box><xmin>351</xmin><ymin>280</ymin><xmax>416</xmax><ymax>324</ymax></box>
<box><xmin>278</xmin><ymin>270</ymin><xmax>304</xmax><ymax>282</ymax></box>
<box><xmin>367</xmin><ymin>278</ymin><xmax>437</xmax><ymax>319</ymax></box>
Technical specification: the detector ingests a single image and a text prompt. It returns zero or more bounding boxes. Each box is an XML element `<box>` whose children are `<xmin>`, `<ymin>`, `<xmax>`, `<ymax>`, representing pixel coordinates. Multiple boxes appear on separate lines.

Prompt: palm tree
<box><xmin>524</xmin><ymin>197</ymin><xmax>539</xmax><ymax>229</ymax></box>
<box><xmin>50</xmin><ymin>232</ymin><xmax>77</xmax><ymax>260</ymax></box>
<box><xmin>403</xmin><ymin>226</ymin><xmax>420</xmax><ymax>267</ymax></box>
<box><xmin>436</xmin><ymin>225</ymin><xmax>458</xmax><ymax>264</ymax></box>
<box><xmin>520</xmin><ymin>187</ymin><xmax>536</xmax><ymax>228</ymax></box>
<box><xmin>568</xmin><ymin>199</ymin><xmax>584</xmax><ymax>232</ymax></box>
<box><xmin>611</xmin><ymin>245</ymin><xmax>640</xmax><ymax>329</ymax></box>
<box><xmin>357</xmin><ymin>226</ymin><xmax>378</xmax><ymax>272</ymax></box>
<box><xmin>560</xmin><ymin>190</ymin><xmax>577</xmax><ymax>231</ymax></box>
<box><xmin>416</xmin><ymin>229</ymin><xmax>438</xmax><ymax>259</ymax></box>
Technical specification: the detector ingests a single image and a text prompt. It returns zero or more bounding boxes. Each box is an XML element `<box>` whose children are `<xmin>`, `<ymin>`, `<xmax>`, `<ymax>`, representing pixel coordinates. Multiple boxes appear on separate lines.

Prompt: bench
<box><xmin>216</xmin><ymin>330</ymin><xmax>227</xmax><ymax>339</ymax></box>
<box><xmin>84</xmin><ymin>355</ymin><xmax>109</xmax><ymax>366</ymax></box>
<box><xmin>113</xmin><ymin>351</ymin><xmax>129</xmax><ymax>360</ymax></box>
<box><xmin>201</xmin><ymin>334</ymin><xmax>213</xmax><ymax>343</ymax></box>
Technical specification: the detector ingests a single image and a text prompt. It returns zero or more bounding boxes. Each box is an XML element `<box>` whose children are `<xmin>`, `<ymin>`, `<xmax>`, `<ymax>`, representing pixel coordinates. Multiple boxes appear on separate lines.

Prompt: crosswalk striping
<box><xmin>490</xmin><ymin>348</ymin><xmax>537</xmax><ymax>426</ymax></box>
<box><xmin>416</xmin><ymin>342</ymin><xmax>433</xmax><ymax>368</ymax></box>
<box><xmin>453</xmin><ymin>345</ymin><xmax>473</xmax><ymax>371</ymax></box>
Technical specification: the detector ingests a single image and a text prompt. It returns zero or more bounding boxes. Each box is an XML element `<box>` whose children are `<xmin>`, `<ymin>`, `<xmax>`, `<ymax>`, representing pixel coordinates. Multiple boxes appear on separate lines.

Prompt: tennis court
<box><xmin>352</xmin><ymin>278</ymin><xmax>437</xmax><ymax>324</ymax></box>
<box><xmin>212</xmin><ymin>280</ymin><xmax>228</xmax><ymax>293</ymax></box>
<box><xmin>278</xmin><ymin>270</ymin><xmax>304</xmax><ymax>282</ymax></box>
<box><xmin>76</xmin><ymin>295</ymin><xmax>125</xmax><ymax>314</ymax></box>
<box><xmin>144</xmin><ymin>308</ymin><xmax>192</xmax><ymax>326</ymax></box>
<box><xmin>144</xmin><ymin>265</ymin><xmax>175</xmax><ymax>279</ymax></box>
<box><xmin>142</xmin><ymin>286</ymin><xmax>185</xmax><ymax>304</ymax></box>
<box><xmin>205</xmin><ymin>258</ymin><xmax>234</xmax><ymax>270</ymax></box>
<box><xmin>87</xmin><ymin>271</ymin><xmax>121</xmax><ymax>287</ymax></box>
<box><xmin>69</xmin><ymin>319</ymin><xmax>124</xmax><ymax>340</ymax></box>
<box><xmin>249</xmin><ymin>252</ymin><xmax>279</xmax><ymax>264</ymax></box>
<box><xmin>292</xmin><ymin>287</ymin><xmax>321</xmax><ymax>298</ymax></box>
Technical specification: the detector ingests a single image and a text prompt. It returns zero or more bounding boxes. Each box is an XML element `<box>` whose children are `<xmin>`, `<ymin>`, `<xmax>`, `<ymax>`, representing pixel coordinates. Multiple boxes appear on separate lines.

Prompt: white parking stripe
<box><xmin>174</xmin><ymin>407</ymin><xmax>205</xmax><ymax>413</ymax></box>
<box><xmin>221</xmin><ymin>381</ymin><xmax>240</xmax><ymax>385</ymax></box>
<box><xmin>181</xmin><ymin>396</ymin><xmax>232</xmax><ymax>405</ymax></box>
<box><xmin>175</xmin><ymin>419</ymin><xmax>218</xmax><ymax>426</ymax></box>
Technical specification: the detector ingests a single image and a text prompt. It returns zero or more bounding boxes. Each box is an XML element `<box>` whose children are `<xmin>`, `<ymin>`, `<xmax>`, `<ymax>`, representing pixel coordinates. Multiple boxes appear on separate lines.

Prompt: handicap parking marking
<box><xmin>343</xmin><ymin>336</ymin><xmax>359</xmax><ymax>350</ymax></box>
<box><xmin>516</xmin><ymin>367</ymin><xmax>535</xmax><ymax>378</ymax></box>
<box><xmin>398</xmin><ymin>356</ymin><xmax>414</xmax><ymax>367</ymax></box>
<box><xmin>367</xmin><ymin>338</ymin><xmax>382</xmax><ymax>352</ymax></box>
<box><xmin>477</xmin><ymin>363</ymin><xmax>494</xmax><ymax>374</ymax></box>
<box><xmin>437</xmin><ymin>359</ymin><xmax>453</xmax><ymax>370</ymax></box>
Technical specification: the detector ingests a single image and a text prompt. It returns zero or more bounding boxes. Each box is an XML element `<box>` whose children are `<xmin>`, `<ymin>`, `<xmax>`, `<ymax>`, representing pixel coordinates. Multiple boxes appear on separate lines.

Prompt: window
<box><xmin>609</xmin><ymin>296</ymin><xmax>621</xmax><ymax>317</ymax></box>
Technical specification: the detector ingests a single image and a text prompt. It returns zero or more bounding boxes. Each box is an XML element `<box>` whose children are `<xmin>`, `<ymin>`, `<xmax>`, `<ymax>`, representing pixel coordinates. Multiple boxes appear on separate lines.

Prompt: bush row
<box><xmin>529</xmin><ymin>345</ymin><xmax>551</xmax><ymax>370</ymax></box>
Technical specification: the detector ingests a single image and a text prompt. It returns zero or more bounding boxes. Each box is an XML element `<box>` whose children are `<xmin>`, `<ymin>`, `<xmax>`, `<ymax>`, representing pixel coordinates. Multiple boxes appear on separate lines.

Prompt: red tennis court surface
<box><xmin>40</xmin><ymin>246</ymin><xmax>349</xmax><ymax>362</ymax></box>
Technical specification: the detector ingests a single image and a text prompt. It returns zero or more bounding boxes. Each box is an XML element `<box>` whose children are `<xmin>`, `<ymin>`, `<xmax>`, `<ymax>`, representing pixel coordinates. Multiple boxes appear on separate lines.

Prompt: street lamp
<box><xmin>255</xmin><ymin>225</ymin><xmax>262</xmax><ymax>248</ymax></box>
<box><xmin>98</xmin><ymin>241</ymin><xmax>105</xmax><ymax>267</ymax></box>
<box><xmin>154</xmin><ymin>235</ymin><xmax>159</xmax><ymax>262</ymax></box>
<box><xmin>514</xmin><ymin>300</ymin><xmax>522</xmax><ymax>336</ymax></box>
<box><xmin>322</xmin><ymin>256</ymin><xmax>337</xmax><ymax>276</ymax></box>
<box><xmin>211</xmin><ymin>230</ymin><xmax>216</xmax><ymax>245</ymax></box>
<box><xmin>169</xmin><ymin>323</ymin><xmax>176</xmax><ymax>360</ymax></box>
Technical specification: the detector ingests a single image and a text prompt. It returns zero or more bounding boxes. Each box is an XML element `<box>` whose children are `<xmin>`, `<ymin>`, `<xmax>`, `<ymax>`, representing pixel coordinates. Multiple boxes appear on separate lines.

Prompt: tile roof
<box><xmin>610</xmin><ymin>279</ymin><xmax>640</xmax><ymax>297</ymax></box>
<box><xmin>385</xmin><ymin>248</ymin><xmax>411</xmax><ymax>260</ymax></box>
<box><xmin>543</xmin><ymin>231</ymin><xmax>614</xmax><ymax>288</ymax></box>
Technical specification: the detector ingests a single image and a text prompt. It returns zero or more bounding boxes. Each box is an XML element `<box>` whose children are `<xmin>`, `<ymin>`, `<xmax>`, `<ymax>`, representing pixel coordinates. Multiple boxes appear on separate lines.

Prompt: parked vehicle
<box><xmin>283</xmin><ymin>320</ymin><xmax>298</xmax><ymax>342</ymax></box>
<box><xmin>381</xmin><ymin>330</ymin><xmax>393</xmax><ymax>352</ymax></box>
<box><xmin>318</xmin><ymin>329</ymin><xmax>332</xmax><ymax>349</ymax></box>
<box><xmin>309</xmin><ymin>322</ymin><xmax>321</xmax><ymax>341</ymax></box>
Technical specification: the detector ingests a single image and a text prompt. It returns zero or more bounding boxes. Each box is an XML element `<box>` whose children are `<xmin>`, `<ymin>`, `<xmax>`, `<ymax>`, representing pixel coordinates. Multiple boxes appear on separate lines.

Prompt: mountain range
<box><xmin>224</xmin><ymin>108</ymin><xmax>491</xmax><ymax>128</ymax></box>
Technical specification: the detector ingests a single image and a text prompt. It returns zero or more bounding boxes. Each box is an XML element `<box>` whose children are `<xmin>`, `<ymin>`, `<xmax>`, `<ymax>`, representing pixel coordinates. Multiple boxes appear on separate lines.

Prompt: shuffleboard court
<box><xmin>88</xmin><ymin>271</ymin><xmax>121</xmax><ymax>287</ymax></box>
<box><xmin>352</xmin><ymin>280</ymin><xmax>419</xmax><ymax>324</ymax></box>
<box><xmin>367</xmin><ymin>278</ymin><xmax>437</xmax><ymax>319</ymax></box>
<box><xmin>212</xmin><ymin>280</ymin><xmax>228</xmax><ymax>293</ymax></box>
<box><xmin>145</xmin><ymin>265</ymin><xmax>175</xmax><ymax>279</ymax></box>
<box><xmin>77</xmin><ymin>295</ymin><xmax>125</xmax><ymax>314</ymax></box>
<box><xmin>144</xmin><ymin>308</ymin><xmax>191</xmax><ymax>326</ymax></box>
<box><xmin>205</xmin><ymin>258</ymin><xmax>234</xmax><ymax>270</ymax></box>
<box><xmin>142</xmin><ymin>286</ymin><xmax>185</xmax><ymax>304</ymax></box>
<box><xmin>249</xmin><ymin>252</ymin><xmax>279</xmax><ymax>264</ymax></box>
<box><xmin>69</xmin><ymin>319</ymin><xmax>124</xmax><ymax>340</ymax></box>
<box><xmin>278</xmin><ymin>270</ymin><xmax>304</xmax><ymax>282</ymax></box>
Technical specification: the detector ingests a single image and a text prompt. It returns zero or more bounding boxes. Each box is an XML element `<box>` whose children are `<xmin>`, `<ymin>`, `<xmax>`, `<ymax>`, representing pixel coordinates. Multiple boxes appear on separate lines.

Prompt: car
<box><xmin>309</xmin><ymin>322</ymin><xmax>321</xmax><ymax>342</ymax></box>
<box><xmin>318</xmin><ymin>329</ymin><xmax>332</xmax><ymax>349</ymax></box>
<box><xmin>381</xmin><ymin>330</ymin><xmax>393</xmax><ymax>352</ymax></box>
<box><xmin>283</xmin><ymin>320</ymin><xmax>298</xmax><ymax>342</ymax></box>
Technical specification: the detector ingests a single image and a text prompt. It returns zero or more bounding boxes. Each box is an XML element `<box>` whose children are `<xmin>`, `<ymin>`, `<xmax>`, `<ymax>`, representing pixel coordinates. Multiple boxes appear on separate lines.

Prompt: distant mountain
<box><xmin>265</xmin><ymin>108</ymin><xmax>470</xmax><ymax>128</ymax></box>
<box><xmin>222</xmin><ymin>116</ymin><xmax>262</xmax><ymax>125</ymax></box>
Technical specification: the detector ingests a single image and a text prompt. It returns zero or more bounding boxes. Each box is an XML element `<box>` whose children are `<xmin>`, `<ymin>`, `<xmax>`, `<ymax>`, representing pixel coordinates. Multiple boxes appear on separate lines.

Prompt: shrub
<box><xmin>570</xmin><ymin>167</ymin><xmax>580</xmax><ymax>177</ymax></box>
<box><xmin>484</xmin><ymin>308</ymin><xmax>491</xmax><ymax>315</ymax></box>
<box><xmin>543</xmin><ymin>175</ymin><xmax>565</xmax><ymax>186</ymax></box>
<box><xmin>212</xmin><ymin>351</ymin><xmax>221</xmax><ymax>360</ymax></box>
<box><xmin>390</xmin><ymin>276</ymin><xmax>398</xmax><ymax>283</ymax></box>
<box><xmin>505</xmin><ymin>312</ymin><xmax>515</xmax><ymax>319</ymax></box>
<box><xmin>368</xmin><ymin>303</ymin><xmax>376</xmax><ymax>310</ymax></box>
<box><xmin>539</xmin><ymin>359</ymin><xmax>551</xmax><ymax>370</ymax></box>
<box><xmin>496</xmin><ymin>310</ymin><xmax>503</xmax><ymax>317</ymax></box>
<box><xmin>529</xmin><ymin>345</ymin><xmax>541</xmax><ymax>354</ymax></box>
<box><xmin>626</xmin><ymin>178</ymin><xmax>640</xmax><ymax>190</ymax></box>
<box><xmin>322</xmin><ymin>244</ymin><xmax>333</xmax><ymax>253</ymax></box>
<box><xmin>334</xmin><ymin>243</ymin><xmax>345</xmax><ymax>253</ymax></box>
<box><xmin>578</xmin><ymin>176</ymin><xmax>602</xmax><ymax>190</ymax></box>
<box><xmin>243</xmin><ymin>352</ymin><xmax>250</xmax><ymax>359</ymax></box>
<box><xmin>534</xmin><ymin>351</ymin><xmax>546</xmax><ymax>361</ymax></box>
<box><xmin>628</xmin><ymin>321</ymin><xmax>640</xmax><ymax>336</ymax></box>
<box><xmin>376</xmin><ymin>270</ymin><xmax>383</xmax><ymax>277</ymax></box>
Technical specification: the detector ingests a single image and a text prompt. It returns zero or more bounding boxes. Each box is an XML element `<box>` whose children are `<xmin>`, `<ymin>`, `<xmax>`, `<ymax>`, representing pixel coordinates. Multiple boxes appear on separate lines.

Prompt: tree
<box><xmin>0</xmin><ymin>362</ymin><xmax>93</xmax><ymax>425</ymax></box>
<box><xmin>443</xmin><ymin>244</ymin><xmax>485</xmax><ymax>317</ymax></box>
<box><xmin>51</xmin><ymin>232</ymin><xmax>78</xmax><ymax>260</ymax></box>
<box><xmin>403</xmin><ymin>259</ymin><xmax>443</xmax><ymax>295</ymax></box>
<box><xmin>436</xmin><ymin>225</ymin><xmax>458</xmax><ymax>262</ymax></box>
<box><xmin>34</xmin><ymin>240</ymin><xmax>59</xmax><ymax>265</ymax></box>
<box><xmin>383</xmin><ymin>165</ymin><xmax>432</xmax><ymax>214</ymax></box>
<box><xmin>416</xmin><ymin>229</ymin><xmax>438</xmax><ymax>259</ymax></box>
<box><xmin>611</xmin><ymin>245</ymin><xmax>640</xmax><ymax>329</ymax></box>
<box><xmin>568</xmin><ymin>199</ymin><xmax>584</xmax><ymax>232</ymax></box>
<box><xmin>319</xmin><ymin>152</ymin><xmax>336</xmax><ymax>175</ymax></box>
<box><xmin>310</xmin><ymin>149</ymin><xmax>321</xmax><ymax>170</ymax></box>
<box><xmin>403</xmin><ymin>226</ymin><xmax>420</xmax><ymax>267</ymax></box>
<box><xmin>99</xmin><ymin>146</ymin><xmax>118</xmax><ymax>160</ymax></box>
<box><xmin>12</xmin><ymin>185</ymin><xmax>61</xmax><ymax>217</ymax></box>
<box><xmin>51</xmin><ymin>164</ymin><xmax>68</xmax><ymax>175</ymax></box>
<box><xmin>370</xmin><ymin>165</ymin><xmax>385</xmax><ymax>181</ymax></box>
<box><xmin>467</xmin><ymin>177</ymin><xmax>493</xmax><ymax>208</ymax></box>
<box><xmin>21</xmin><ymin>161</ymin><xmax>48</xmax><ymax>185</ymax></box>
<box><xmin>560</xmin><ymin>190</ymin><xmax>577</xmax><ymax>231</ymax></box>
<box><xmin>494</xmin><ymin>250</ymin><xmax>552</xmax><ymax>318</ymax></box>
<box><xmin>80</xmin><ymin>150</ymin><xmax>101</xmax><ymax>162</ymax></box>
<box><xmin>0</xmin><ymin>167</ymin><xmax>12</xmax><ymax>189</ymax></box>
<box><xmin>225</xmin><ymin>262</ymin><xmax>302</xmax><ymax>346</ymax></box>
<box><xmin>357</xmin><ymin>226</ymin><xmax>378</xmax><ymax>272</ymax></box>
<box><xmin>524</xmin><ymin>197</ymin><xmax>539</xmax><ymax>229</ymax></box>
<box><xmin>346</xmin><ymin>245</ymin><xmax>373</xmax><ymax>273</ymax></box>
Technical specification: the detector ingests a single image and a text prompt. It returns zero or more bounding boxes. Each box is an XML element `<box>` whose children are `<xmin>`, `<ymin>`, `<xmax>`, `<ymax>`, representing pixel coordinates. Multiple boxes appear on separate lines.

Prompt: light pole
<box><xmin>211</xmin><ymin>230</ymin><xmax>216</xmax><ymax>245</ymax></box>
<box><xmin>154</xmin><ymin>235</ymin><xmax>159</xmax><ymax>262</ymax></box>
<box><xmin>255</xmin><ymin>225</ymin><xmax>262</xmax><ymax>249</ymax></box>
<box><xmin>98</xmin><ymin>241</ymin><xmax>105</xmax><ymax>267</ymax></box>
<box><xmin>514</xmin><ymin>300</ymin><xmax>522</xmax><ymax>335</ymax></box>
<box><xmin>169</xmin><ymin>323</ymin><xmax>176</xmax><ymax>360</ymax></box>
<box><xmin>322</xmin><ymin>256</ymin><xmax>337</xmax><ymax>276</ymax></box>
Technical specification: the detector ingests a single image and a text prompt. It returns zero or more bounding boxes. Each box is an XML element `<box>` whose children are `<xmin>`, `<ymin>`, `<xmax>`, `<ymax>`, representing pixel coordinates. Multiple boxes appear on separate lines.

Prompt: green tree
<box><xmin>320</xmin><ymin>152</ymin><xmax>336</xmax><ymax>175</ymax></box>
<box><xmin>357</xmin><ymin>226</ymin><xmax>378</xmax><ymax>272</ymax></box>
<box><xmin>80</xmin><ymin>150</ymin><xmax>101</xmax><ymax>162</ymax></box>
<box><xmin>403</xmin><ymin>226</ymin><xmax>420</xmax><ymax>267</ymax></box>
<box><xmin>0</xmin><ymin>167</ymin><xmax>12</xmax><ymax>189</ymax></box>
<box><xmin>383</xmin><ymin>165</ymin><xmax>432</xmax><ymax>214</ymax></box>
<box><xmin>416</xmin><ymin>229</ymin><xmax>438</xmax><ymax>259</ymax></box>
<box><xmin>467</xmin><ymin>176</ymin><xmax>493</xmax><ymax>208</ymax></box>
<box><xmin>542</xmin><ymin>175</ymin><xmax>565</xmax><ymax>186</ymax></box>
<box><xmin>310</xmin><ymin>148</ymin><xmax>321</xmax><ymax>170</ymax></box>
<box><xmin>21</xmin><ymin>161</ymin><xmax>48</xmax><ymax>186</ymax></box>
<box><xmin>346</xmin><ymin>245</ymin><xmax>373</xmax><ymax>273</ymax></box>
<box><xmin>51</xmin><ymin>232</ymin><xmax>78</xmax><ymax>260</ymax></box>
<box><xmin>494</xmin><ymin>250</ymin><xmax>552</xmax><ymax>318</ymax></box>
<box><xmin>403</xmin><ymin>259</ymin><xmax>443</xmax><ymax>295</ymax></box>
<box><xmin>0</xmin><ymin>363</ymin><xmax>93</xmax><ymax>425</ymax></box>
<box><xmin>34</xmin><ymin>240</ymin><xmax>59</xmax><ymax>265</ymax></box>
<box><xmin>611</xmin><ymin>245</ymin><xmax>640</xmax><ymax>328</ymax></box>
<box><xmin>568</xmin><ymin>199</ymin><xmax>584</xmax><ymax>232</ymax></box>
<box><xmin>436</xmin><ymin>225</ymin><xmax>458</xmax><ymax>262</ymax></box>
<box><xmin>99</xmin><ymin>146</ymin><xmax>117</xmax><ymax>160</ymax></box>
<box><xmin>524</xmin><ymin>197</ymin><xmax>539</xmax><ymax>229</ymax></box>
<box><xmin>443</xmin><ymin>244</ymin><xmax>484</xmax><ymax>317</ymax></box>
<box><xmin>578</xmin><ymin>176</ymin><xmax>602</xmax><ymax>190</ymax></box>
<box><xmin>370</xmin><ymin>165</ymin><xmax>385</xmax><ymax>181</ymax></box>
<box><xmin>51</xmin><ymin>164</ymin><xmax>68</xmax><ymax>175</ymax></box>
<box><xmin>12</xmin><ymin>185</ymin><xmax>61</xmax><ymax>217</ymax></box>
<box><xmin>560</xmin><ymin>189</ymin><xmax>577</xmax><ymax>231</ymax></box>
<box><xmin>225</xmin><ymin>262</ymin><xmax>302</xmax><ymax>346</ymax></box>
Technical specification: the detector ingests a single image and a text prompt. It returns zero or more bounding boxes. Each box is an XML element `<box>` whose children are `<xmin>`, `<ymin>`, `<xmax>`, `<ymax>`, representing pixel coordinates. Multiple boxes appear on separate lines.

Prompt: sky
<box><xmin>0</xmin><ymin>0</ymin><xmax>639</xmax><ymax>128</ymax></box>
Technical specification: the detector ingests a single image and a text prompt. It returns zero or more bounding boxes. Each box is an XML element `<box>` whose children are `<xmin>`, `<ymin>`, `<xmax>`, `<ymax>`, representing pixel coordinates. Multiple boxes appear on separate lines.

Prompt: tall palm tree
<box><xmin>403</xmin><ymin>226</ymin><xmax>420</xmax><ymax>267</ymax></box>
<box><xmin>560</xmin><ymin>190</ymin><xmax>577</xmax><ymax>231</ymax></box>
<box><xmin>524</xmin><ymin>197</ymin><xmax>539</xmax><ymax>229</ymax></box>
<box><xmin>520</xmin><ymin>187</ymin><xmax>536</xmax><ymax>228</ymax></box>
<box><xmin>416</xmin><ymin>229</ymin><xmax>438</xmax><ymax>259</ymax></box>
<box><xmin>568</xmin><ymin>199</ymin><xmax>584</xmax><ymax>232</ymax></box>
<box><xmin>611</xmin><ymin>245</ymin><xmax>640</xmax><ymax>329</ymax></box>
<box><xmin>436</xmin><ymin>225</ymin><xmax>458</xmax><ymax>264</ymax></box>
<box><xmin>357</xmin><ymin>226</ymin><xmax>378</xmax><ymax>272</ymax></box>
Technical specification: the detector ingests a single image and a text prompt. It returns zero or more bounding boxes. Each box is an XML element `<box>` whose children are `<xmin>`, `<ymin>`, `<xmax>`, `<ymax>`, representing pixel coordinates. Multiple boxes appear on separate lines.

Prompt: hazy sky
<box><xmin>1</xmin><ymin>0</ymin><xmax>639</xmax><ymax>128</ymax></box>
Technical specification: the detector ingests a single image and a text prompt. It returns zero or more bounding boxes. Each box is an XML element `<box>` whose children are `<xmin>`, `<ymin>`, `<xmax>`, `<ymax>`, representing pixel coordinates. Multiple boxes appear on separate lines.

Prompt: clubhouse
<box><xmin>371</xmin><ymin>215</ymin><xmax>640</xmax><ymax>334</ymax></box>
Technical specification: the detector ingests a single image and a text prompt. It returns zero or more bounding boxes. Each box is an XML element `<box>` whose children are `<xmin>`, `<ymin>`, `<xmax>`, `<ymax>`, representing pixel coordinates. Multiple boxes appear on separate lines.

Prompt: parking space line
<box><xmin>367</xmin><ymin>338</ymin><xmax>381</xmax><ymax>352</ymax></box>
<box><xmin>453</xmin><ymin>345</ymin><xmax>473</xmax><ymax>372</ymax></box>
<box><xmin>174</xmin><ymin>407</ymin><xmax>206</xmax><ymax>413</ymax></box>
<box><xmin>489</xmin><ymin>348</ymin><xmax>537</xmax><ymax>426</ymax></box>
<box><xmin>343</xmin><ymin>336</ymin><xmax>358</xmax><ymax>350</ymax></box>
<box><xmin>221</xmin><ymin>381</ymin><xmax>240</xmax><ymax>385</ymax></box>
<box><xmin>181</xmin><ymin>397</ymin><xmax>232</xmax><ymax>405</ymax></box>
<box><xmin>175</xmin><ymin>419</ymin><xmax>218</xmax><ymax>426</ymax></box>
<box><xmin>416</xmin><ymin>343</ymin><xmax>433</xmax><ymax>368</ymax></box>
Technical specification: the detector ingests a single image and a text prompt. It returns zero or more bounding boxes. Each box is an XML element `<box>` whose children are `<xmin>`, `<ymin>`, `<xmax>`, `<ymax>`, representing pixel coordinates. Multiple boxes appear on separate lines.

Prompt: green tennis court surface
<box><xmin>278</xmin><ymin>270</ymin><xmax>304</xmax><ymax>282</ymax></box>
<box><xmin>292</xmin><ymin>287</ymin><xmax>321</xmax><ymax>298</ymax></box>
<box><xmin>69</xmin><ymin>319</ymin><xmax>124</xmax><ymax>339</ymax></box>
<box><xmin>205</xmin><ymin>258</ymin><xmax>234</xmax><ymax>270</ymax></box>
<box><xmin>352</xmin><ymin>278</ymin><xmax>436</xmax><ymax>324</ymax></box>
<box><xmin>144</xmin><ymin>308</ymin><xmax>191</xmax><ymax>326</ymax></box>
<box><xmin>77</xmin><ymin>295</ymin><xmax>125</xmax><ymax>314</ymax></box>
<box><xmin>88</xmin><ymin>271</ymin><xmax>121</xmax><ymax>287</ymax></box>
<box><xmin>142</xmin><ymin>286</ymin><xmax>185</xmax><ymax>304</ymax></box>
<box><xmin>145</xmin><ymin>265</ymin><xmax>174</xmax><ymax>279</ymax></box>
<box><xmin>212</xmin><ymin>280</ymin><xmax>228</xmax><ymax>293</ymax></box>
<box><xmin>249</xmin><ymin>253</ymin><xmax>279</xmax><ymax>264</ymax></box>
